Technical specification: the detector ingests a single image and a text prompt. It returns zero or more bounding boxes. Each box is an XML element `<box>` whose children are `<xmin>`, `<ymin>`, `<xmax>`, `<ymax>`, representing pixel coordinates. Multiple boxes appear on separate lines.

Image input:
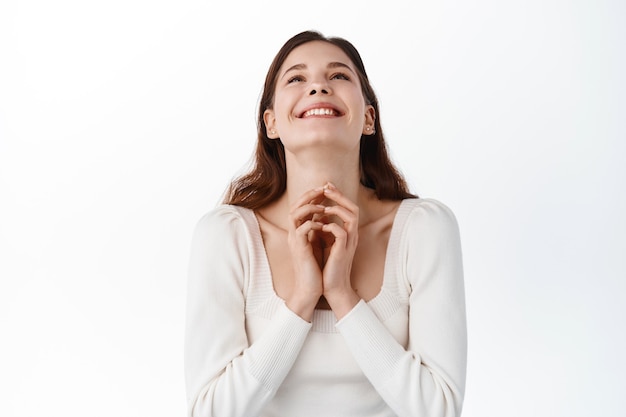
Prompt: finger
<box><xmin>291</xmin><ymin>187</ymin><xmax>326</xmax><ymax>210</ymax></box>
<box><xmin>322</xmin><ymin>186</ymin><xmax>359</xmax><ymax>238</ymax></box>
<box><xmin>293</xmin><ymin>220</ymin><xmax>324</xmax><ymax>243</ymax></box>
<box><xmin>323</xmin><ymin>205</ymin><xmax>358</xmax><ymax>229</ymax></box>
<box><xmin>322</xmin><ymin>185</ymin><xmax>359</xmax><ymax>214</ymax></box>
<box><xmin>321</xmin><ymin>222</ymin><xmax>348</xmax><ymax>248</ymax></box>
<box><xmin>289</xmin><ymin>204</ymin><xmax>326</xmax><ymax>229</ymax></box>
<box><xmin>289</xmin><ymin>221</ymin><xmax>324</xmax><ymax>254</ymax></box>
<box><xmin>288</xmin><ymin>188</ymin><xmax>327</xmax><ymax>228</ymax></box>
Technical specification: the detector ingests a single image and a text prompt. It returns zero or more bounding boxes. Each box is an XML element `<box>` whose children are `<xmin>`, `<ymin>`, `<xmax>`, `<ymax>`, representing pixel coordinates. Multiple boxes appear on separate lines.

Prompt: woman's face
<box><xmin>264</xmin><ymin>41</ymin><xmax>375</xmax><ymax>154</ymax></box>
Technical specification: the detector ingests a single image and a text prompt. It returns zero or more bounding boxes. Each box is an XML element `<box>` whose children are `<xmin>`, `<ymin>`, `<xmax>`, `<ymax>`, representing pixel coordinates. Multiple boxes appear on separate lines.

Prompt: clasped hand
<box><xmin>287</xmin><ymin>183</ymin><xmax>359</xmax><ymax>316</ymax></box>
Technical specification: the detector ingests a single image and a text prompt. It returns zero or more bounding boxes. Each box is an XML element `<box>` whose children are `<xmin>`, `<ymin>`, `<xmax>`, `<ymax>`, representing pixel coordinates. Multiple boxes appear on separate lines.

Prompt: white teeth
<box><xmin>303</xmin><ymin>108</ymin><xmax>336</xmax><ymax>117</ymax></box>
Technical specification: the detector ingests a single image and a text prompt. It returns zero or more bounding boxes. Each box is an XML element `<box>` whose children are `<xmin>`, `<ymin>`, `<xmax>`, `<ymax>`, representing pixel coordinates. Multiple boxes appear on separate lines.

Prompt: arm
<box><xmin>335</xmin><ymin>200</ymin><xmax>467</xmax><ymax>417</ymax></box>
<box><xmin>184</xmin><ymin>207</ymin><xmax>312</xmax><ymax>417</ymax></box>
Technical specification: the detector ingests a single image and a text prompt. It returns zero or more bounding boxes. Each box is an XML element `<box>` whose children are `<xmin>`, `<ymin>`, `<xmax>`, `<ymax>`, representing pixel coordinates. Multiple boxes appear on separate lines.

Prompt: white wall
<box><xmin>1</xmin><ymin>1</ymin><xmax>624</xmax><ymax>416</ymax></box>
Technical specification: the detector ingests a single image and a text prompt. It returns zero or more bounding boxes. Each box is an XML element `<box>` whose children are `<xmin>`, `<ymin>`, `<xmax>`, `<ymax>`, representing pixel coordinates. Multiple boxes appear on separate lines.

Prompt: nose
<box><xmin>309</xmin><ymin>77</ymin><xmax>331</xmax><ymax>95</ymax></box>
<box><xmin>309</xmin><ymin>88</ymin><xmax>329</xmax><ymax>95</ymax></box>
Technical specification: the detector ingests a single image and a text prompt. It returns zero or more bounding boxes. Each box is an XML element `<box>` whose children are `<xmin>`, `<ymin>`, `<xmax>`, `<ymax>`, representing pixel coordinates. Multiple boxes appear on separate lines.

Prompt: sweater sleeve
<box><xmin>184</xmin><ymin>207</ymin><xmax>312</xmax><ymax>417</ymax></box>
<box><xmin>336</xmin><ymin>199</ymin><xmax>467</xmax><ymax>417</ymax></box>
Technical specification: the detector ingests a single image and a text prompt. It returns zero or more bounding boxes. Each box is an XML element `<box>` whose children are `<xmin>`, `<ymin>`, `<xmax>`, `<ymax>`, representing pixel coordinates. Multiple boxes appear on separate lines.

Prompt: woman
<box><xmin>185</xmin><ymin>31</ymin><xmax>467</xmax><ymax>417</ymax></box>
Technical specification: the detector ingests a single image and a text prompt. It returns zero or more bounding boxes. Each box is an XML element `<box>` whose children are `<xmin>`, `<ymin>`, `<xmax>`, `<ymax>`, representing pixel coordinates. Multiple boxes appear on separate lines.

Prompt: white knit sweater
<box><xmin>185</xmin><ymin>198</ymin><xmax>467</xmax><ymax>417</ymax></box>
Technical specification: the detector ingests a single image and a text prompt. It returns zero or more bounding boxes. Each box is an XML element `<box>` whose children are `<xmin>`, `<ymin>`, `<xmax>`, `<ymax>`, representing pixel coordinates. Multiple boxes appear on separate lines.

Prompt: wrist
<box><xmin>324</xmin><ymin>288</ymin><xmax>360</xmax><ymax>320</ymax></box>
<box><xmin>285</xmin><ymin>292</ymin><xmax>319</xmax><ymax>322</ymax></box>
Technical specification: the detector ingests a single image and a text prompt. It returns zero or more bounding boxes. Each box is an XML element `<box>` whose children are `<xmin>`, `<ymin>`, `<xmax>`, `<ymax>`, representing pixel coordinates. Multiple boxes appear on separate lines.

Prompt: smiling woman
<box><xmin>184</xmin><ymin>30</ymin><xmax>467</xmax><ymax>417</ymax></box>
<box><xmin>264</xmin><ymin>41</ymin><xmax>375</xmax><ymax>160</ymax></box>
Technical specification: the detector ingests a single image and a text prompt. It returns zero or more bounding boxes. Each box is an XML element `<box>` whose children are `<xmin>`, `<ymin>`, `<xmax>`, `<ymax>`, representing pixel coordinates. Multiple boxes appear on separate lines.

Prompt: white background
<box><xmin>1</xmin><ymin>1</ymin><xmax>624</xmax><ymax>416</ymax></box>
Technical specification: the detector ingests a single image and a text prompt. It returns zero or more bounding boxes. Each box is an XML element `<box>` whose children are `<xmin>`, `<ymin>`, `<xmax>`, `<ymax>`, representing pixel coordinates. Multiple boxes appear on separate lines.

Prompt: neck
<box><xmin>262</xmin><ymin>147</ymin><xmax>377</xmax><ymax>228</ymax></box>
<box><xmin>286</xmin><ymin>148</ymin><xmax>361</xmax><ymax>203</ymax></box>
<box><xmin>254</xmin><ymin>145</ymin><xmax>378</xmax><ymax>230</ymax></box>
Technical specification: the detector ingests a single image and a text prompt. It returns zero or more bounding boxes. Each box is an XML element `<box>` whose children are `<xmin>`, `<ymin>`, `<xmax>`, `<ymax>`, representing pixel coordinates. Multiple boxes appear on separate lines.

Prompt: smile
<box><xmin>299</xmin><ymin>107</ymin><xmax>342</xmax><ymax>118</ymax></box>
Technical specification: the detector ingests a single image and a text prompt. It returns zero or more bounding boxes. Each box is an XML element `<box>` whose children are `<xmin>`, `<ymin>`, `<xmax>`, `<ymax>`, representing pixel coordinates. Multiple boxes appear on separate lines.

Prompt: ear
<box><xmin>362</xmin><ymin>105</ymin><xmax>376</xmax><ymax>135</ymax></box>
<box><xmin>263</xmin><ymin>109</ymin><xmax>279</xmax><ymax>139</ymax></box>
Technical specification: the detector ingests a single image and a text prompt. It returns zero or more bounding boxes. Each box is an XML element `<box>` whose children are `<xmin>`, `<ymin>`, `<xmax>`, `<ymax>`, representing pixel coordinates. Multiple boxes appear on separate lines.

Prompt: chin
<box><xmin>286</xmin><ymin>130</ymin><xmax>360</xmax><ymax>148</ymax></box>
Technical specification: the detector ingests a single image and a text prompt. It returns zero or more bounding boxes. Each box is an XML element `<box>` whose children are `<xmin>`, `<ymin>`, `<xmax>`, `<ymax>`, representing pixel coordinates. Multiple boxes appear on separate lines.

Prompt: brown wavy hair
<box><xmin>224</xmin><ymin>30</ymin><xmax>416</xmax><ymax>209</ymax></box>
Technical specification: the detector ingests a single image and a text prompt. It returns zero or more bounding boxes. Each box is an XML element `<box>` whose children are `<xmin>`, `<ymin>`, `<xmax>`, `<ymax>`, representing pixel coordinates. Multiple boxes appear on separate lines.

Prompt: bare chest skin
<box><xmin>256</xmin><ymin>200</ymin><xmax>400</xmax><ymax>310</ymax></box>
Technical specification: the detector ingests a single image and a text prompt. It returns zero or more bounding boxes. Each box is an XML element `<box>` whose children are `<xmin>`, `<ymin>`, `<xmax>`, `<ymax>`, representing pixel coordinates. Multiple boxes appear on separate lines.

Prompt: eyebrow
<box><xmin>280</xmin><ymin>61</ymin><xmax>356</xmax><ymax>80</ymax></box>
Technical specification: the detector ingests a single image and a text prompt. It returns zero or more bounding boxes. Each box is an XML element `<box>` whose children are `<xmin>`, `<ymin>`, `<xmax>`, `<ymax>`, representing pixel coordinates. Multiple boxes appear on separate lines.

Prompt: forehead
<box><xmin>281</xmin><ymin>41</ymin><xmax>356</xmax><ymax>72</ymax></box>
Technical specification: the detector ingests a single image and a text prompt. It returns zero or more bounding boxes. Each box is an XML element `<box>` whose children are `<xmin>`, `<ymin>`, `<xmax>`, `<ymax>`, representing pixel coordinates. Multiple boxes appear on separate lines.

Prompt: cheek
<box><xmin>273</xmin><ymin>93</ymin><xmax>296</xmax><ymax>121</ymax></box>
<box><xmin>351</xmin><ymin>100</ymin><xmax>368</xmax><ymax>123</ymax></box>
<box><xmin>349</xmin><ymin>91</ymin><xmax>368</xmax><ymax>115</ymax></box>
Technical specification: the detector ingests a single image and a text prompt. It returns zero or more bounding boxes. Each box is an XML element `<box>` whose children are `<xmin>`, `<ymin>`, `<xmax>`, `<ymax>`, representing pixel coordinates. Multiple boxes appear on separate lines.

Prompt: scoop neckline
<box><xmin>243</xmin><ymin>199</ymin><xmax>414</xmax><ymax>326</ymax></box>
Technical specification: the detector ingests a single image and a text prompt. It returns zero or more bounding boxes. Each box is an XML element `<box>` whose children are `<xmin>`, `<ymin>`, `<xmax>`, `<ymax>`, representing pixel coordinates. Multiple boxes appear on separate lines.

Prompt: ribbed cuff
<box><xmin>335</xmin><ymin>300</ymin><xmax>406</xmax><ymax>384</ymax></box>
<box><xmin>245</xmin><ymin>301</ymin><xmax>312</xmax><ymax>391</ymax></box>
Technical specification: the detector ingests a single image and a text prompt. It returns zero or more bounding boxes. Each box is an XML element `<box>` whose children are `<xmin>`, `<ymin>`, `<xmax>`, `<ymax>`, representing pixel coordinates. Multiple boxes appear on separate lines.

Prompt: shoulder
<box><xmin>398</xmin><ymin>198</ymin><xmax>462</xmax><ymax>253</ymax></box>
<box><xmin>191</xmin><ymin>204</ymin><xmax>257</xmax><ymax>252</ymax></box>
<box><xmin>401</xmin><ymin>198</ymin><xmax>459</xmax><ymax>231</ymax></box>
<box><xmin>194</xmin><ymin>204</ymin><xmax>252</xmax><ymax>233</ymax></box>
<box><xmin>188</xmin><ymin>205</ymin><xmax>258</xmax><ymax>278</ymax></box>
<box><xmin>399</xmin><ymin>199</ymin><xmax>464</xmax><ymax>287</ymax></box>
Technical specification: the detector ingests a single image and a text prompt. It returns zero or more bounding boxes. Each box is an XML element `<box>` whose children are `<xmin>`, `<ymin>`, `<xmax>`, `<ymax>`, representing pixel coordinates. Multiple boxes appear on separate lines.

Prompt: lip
<box><xmin>296</xmin><ymin>102</ymin><xmax>344</xmax><ymax>118</ymax></box>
